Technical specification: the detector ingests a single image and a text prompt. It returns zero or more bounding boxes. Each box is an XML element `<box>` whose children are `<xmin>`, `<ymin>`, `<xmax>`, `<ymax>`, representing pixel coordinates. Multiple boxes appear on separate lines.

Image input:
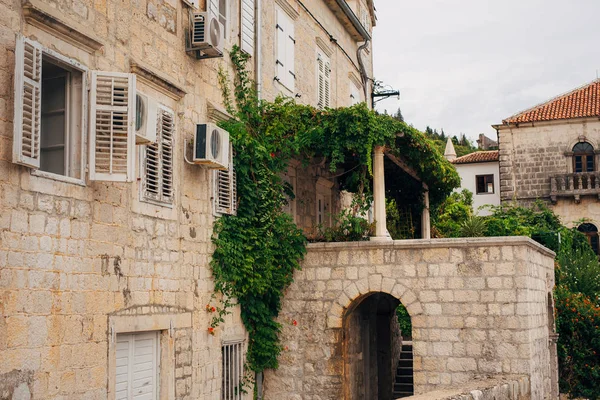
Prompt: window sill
<box><xmin>31</xmin><ymin>169</ymin><xmax>86</xmax><ymax>186</ymax></box>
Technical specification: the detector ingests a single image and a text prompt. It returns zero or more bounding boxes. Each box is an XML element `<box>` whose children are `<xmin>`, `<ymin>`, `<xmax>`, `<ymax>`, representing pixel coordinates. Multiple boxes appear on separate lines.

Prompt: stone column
<box><xmin>371</xmin><ymin>146</ymin><xmax>390</xmax><ymax>241</ymax></box>
<box><xmin>421</xmin><ymin>189</ymin><xmax>431</xmax><ymax>239</ymax></box>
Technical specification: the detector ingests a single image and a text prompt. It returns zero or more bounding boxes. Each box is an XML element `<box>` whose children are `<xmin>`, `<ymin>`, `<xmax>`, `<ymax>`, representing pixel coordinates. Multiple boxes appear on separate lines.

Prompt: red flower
<box><xmin>292</xmin><ymin>319</ymin><xmax>297</xmax><ymax>326</ymax></box>
<box><xmin>284</xmin><ymin>346</ymin><xmax>289</xmax><ymax>351</ymax></box>
<box><xmin>270</xmin><ymin>152</ymin><xmax>276</xmax><ymax>158</ymax></box>
<box><xmin>208</xmin><ymin>327</ymin><xmax>215</xmax><ymax>335</ymax></box>
<box><xmin>211</xmin><ymin>306</ymin><xmax>216</xmax><ymax>313</ymax></box>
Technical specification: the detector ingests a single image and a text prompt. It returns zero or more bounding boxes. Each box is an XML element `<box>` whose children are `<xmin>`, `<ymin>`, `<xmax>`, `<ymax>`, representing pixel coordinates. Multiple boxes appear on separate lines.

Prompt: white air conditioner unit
<box><xmin>193</xmin><ymin>123</ymin><xmax>230</xmax><ymax>169</ymax></box>
<box><xmin>135</xmin><ymin>93</ymin><xmax>158</xmax><ymax>145</ymax></box>
<box><xmin>189</xmin><ymin>11</ymin><xmax>224</xmax><ymax>57</ymax></box>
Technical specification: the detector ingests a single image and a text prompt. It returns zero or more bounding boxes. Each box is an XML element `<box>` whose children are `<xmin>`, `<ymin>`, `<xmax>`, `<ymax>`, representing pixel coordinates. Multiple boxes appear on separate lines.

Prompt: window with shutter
<box><xmin>143</xmin><ymin>106</ymin><xmax>174</xmax><ymax>205</ymax></box>
<box><xmin>115</xmin><ymin>331</ymin><xmax>160</xmax><ymax>400</ymax></box>
<box><xmin>89</xmin><ymin>71</ymin><xmax>136</xmax><ymax>182</ymax></box>
<box><xmin>13</xmin><ymin>36</ymin><xmax>42</xmax><ymax>169</ymax></box>
<box><xmin>275</xmin><ymin>9</ymin><xmax>295</xmax><ymax>91</ymax></box>
<box><xmin>13</xmin><ymin>36</ymin><xmax>87</xmax><ymax>182</ymax></box>
<box><xmin>214</xmin><ymin>146</ymin><xmax>236</xmax><ymax>215</ymax></box>
<box><xmin>240</xmin><ymin>0</ymin><xmax>255</xmax><ymax>56</ymax></box>
<box><xmin>316</xmin><ymin>52</ymin><xmax>331</xmax><ymax>109</ymax></box>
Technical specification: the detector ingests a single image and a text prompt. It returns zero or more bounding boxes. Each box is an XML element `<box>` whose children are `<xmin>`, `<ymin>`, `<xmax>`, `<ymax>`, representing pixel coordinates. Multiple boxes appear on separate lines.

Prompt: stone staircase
<box><xmin>392</xmin><ymin>341</ymin><xmax>414</xmax><ymax>398</ymax></box>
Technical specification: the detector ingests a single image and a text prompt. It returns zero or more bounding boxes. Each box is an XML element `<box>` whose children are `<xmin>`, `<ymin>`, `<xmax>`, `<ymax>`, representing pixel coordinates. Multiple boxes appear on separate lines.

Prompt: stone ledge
<box><xmin>23</xmin><ymin>0</ymin><xmax>104</xmax><ymax>53</ymax></box>
<box><xmin>404</xmin><ymin>375</ymin><xmax>529</xmax><ymax>400</ymax></box>
<box><xmin>307</xmin><ymin>236</ymin><xmax>556</xmax><ymax>258</ymax></box>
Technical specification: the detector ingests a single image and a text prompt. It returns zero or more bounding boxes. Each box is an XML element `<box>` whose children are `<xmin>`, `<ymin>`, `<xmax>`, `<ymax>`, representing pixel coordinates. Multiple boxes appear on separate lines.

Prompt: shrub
<box><xmin>459</xmin><ymin>216</ymin><xmax>487</xmax><ymax>237</ymax></box>
<box><xmin>315</xmin><ymin>209</ymin><xmax>374</xmax><ymax>242</ymax></box>
<box><xmin>555</xmin><ymin>285</ymin><xmax>600</xmax><ymax>399</ymax></box>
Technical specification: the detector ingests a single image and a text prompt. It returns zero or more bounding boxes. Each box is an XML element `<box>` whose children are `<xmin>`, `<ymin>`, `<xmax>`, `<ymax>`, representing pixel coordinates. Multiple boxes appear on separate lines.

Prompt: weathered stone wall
<box><xmin>498</xmin><ymin>118</ymin><xmax>600</xmax><ymax>226</ymax></box>
<box><xmin>264</xmin><ymin>237</ymin><xmax>557</xmax><ymax>399</ymax></box>
<box><xmin>260</xmin><ymin>0</ymin><xmax>372</xmax><ymax>108</ymax></box>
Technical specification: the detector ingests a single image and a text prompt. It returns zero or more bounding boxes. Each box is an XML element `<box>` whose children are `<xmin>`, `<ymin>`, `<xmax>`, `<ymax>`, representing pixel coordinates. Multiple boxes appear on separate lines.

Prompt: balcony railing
<box><xmin>550</xmin><ymin>173</ymin><xmax>600</xmax><ymax>203</ymax></box>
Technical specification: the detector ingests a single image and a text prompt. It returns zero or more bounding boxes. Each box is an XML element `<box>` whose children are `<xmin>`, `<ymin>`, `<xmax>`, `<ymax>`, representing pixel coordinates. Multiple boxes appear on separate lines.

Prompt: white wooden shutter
<box><xmin>317</xmin><ymin>52</ymin><xmax>331</xmax><ymax>109</ymax></box>
<box><xmin>285</xmin><ymin>18</ymin><xmax>295</xmax><ymax>90</ymax></box>
<box><xmin>275</xmin><ymin>10</ymin><xmax>287</xmax><ymax>87</ymax></box>
<box><xmin>89</xmin><ymin>71</ymin><xmax>136</xmax><ymax>182</ymax></box>
<box><xmin>143</xmin><ymin>106</ymin><xmax>174</xmax><ymax>204</ymax></box>
<box><xmin>240</xmin><ymin>0</ymin><xmax>255</xmax><ymax>56</ymax></box>
<box><xmin>13</xmin><ymin>35</ymin><xmax>42</xmax><ymax>169</ymax></box>
<box><xmin>115</xmin><ymin>332</ymin><xmax>159</xmax><ymax>400</ymax></box>
<box><xmin>215</xmin><ymin>146</ymin><xmax>236</xmax><ymax>215</ymax></box>
<box><xmin>324</xmin><ymin>59</ymin><xmax>331</xmax><ymax>108</ymax></box>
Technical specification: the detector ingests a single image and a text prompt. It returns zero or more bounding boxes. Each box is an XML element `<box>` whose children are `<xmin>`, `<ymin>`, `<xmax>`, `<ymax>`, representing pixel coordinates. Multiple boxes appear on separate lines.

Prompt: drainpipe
<box><xmin>356</xmin><ymin>40</ymin><xmax>370</xmax><ymax>107</ymax></box>
<box><xmin>255</xmin><ymin>0</ymin><xmax>262</xmax><ymax>99</ymax></box>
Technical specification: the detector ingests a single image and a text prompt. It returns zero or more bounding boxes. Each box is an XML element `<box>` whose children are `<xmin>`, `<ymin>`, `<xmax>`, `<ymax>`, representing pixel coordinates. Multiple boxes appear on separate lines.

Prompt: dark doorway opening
<box><xmin>343</xmin><ymin>292</ymin><xmax>413</xmax><ymax>399</ymax></box>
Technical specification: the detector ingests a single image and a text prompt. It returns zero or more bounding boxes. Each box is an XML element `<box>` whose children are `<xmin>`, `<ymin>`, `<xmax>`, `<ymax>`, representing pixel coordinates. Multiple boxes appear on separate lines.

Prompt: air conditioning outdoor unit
<box><xmin>135</xmin><ymin>93</ymin><xmax>158</xmax><ymax>145</ymax></box>
<box><xmin>193</xmin><ymin>123</ymin><xmax>230</xmax><ymax>169</ymax></box>
<box><xmin>189</xmin><ymin>11</ymin><xmax>224</xmax><ymax>57</ymax></box>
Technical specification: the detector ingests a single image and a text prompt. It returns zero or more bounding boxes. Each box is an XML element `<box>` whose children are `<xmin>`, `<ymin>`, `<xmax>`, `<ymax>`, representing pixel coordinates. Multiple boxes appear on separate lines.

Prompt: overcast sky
<box><xmin>372</xmin><ymin>0</ymin><xmax>600</xmax><ymax>142</ymax></box>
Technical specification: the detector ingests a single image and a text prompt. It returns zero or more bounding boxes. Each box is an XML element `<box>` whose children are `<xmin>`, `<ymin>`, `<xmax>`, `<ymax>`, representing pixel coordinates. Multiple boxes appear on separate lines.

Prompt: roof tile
<box><xmin>451</xmin><ymin>151</ymin><xmax>499</xmax><ymax>165</ymax></box>
<box><xmin>503</xmin><ymin>80</ymin><xmax>600</xmax><ymax>124</ymax></box>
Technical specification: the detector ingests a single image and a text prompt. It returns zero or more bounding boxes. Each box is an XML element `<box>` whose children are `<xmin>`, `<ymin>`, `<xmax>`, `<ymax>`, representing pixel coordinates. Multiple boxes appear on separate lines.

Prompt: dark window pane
<box><xmin>587</xmin><ymin>156</ymin><xmax>594</xmax><ymax>172</ymax></box>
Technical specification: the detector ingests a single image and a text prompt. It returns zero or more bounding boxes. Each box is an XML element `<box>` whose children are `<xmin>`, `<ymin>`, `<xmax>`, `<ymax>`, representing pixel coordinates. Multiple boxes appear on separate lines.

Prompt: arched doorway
<box><xmin>577</xmin><ymin>222</ymin><xmax>599</xmax><ymax>255</ymax></box>
<box><xmin>343</xmin><ymin>292</ymin><xmax>413</xmax><ymax>400</ymax></box>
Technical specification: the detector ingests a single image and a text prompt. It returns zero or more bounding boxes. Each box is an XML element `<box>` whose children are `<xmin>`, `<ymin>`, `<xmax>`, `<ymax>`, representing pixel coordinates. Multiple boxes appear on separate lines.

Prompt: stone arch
<box><xmin>326</xmin><ymin>277</ymin><xmax>422</xmax><ymax>329</ymax></box>
<box><xmin>567</xmin><ymin>136</ymin><xmax>598</xmax><ymax>152</ymax></box>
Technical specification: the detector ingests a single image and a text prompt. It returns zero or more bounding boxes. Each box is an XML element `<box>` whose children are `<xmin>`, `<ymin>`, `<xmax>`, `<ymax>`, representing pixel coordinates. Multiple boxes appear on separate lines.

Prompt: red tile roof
<box><xmin>451</xmin><ymin>151</ymin><xmax>499</xmax><ymax>165</ymax></box>
<box><xmin>503</xmin><ymin>79</ymin><xmax>600</xmax><ymax>124</ymax></box>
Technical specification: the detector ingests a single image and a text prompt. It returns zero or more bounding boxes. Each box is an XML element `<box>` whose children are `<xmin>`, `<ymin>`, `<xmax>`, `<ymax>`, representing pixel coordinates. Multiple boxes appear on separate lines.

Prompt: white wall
<box><xmin>455</xmin><ymin>162</ymin><xmax>501</xmax><ymax>216</ymax></box>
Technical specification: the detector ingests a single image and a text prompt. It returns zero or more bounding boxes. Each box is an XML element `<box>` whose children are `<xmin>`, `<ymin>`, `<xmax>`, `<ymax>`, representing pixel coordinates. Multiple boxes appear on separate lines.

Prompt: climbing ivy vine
<box><xmin>209</xmin><ymin>46</ymin><xmax>460</xmax><ymax>374</ymax></box>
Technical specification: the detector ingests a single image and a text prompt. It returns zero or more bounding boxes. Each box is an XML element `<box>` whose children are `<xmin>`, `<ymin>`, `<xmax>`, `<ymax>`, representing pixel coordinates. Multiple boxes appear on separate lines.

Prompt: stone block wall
<box><xmin>0</xmin><ymin>0</ymin><xmax>252</xmax><ymax>398</ymax></box>
<box><xmin>263</xmin><ymin>237</ymin><xmax>557</xmax><ymax>400</ymax></box>
<box><xmin>497</xmin><ymin>118</ymin><xmax>600</xmax><ymax>201</ymax></box>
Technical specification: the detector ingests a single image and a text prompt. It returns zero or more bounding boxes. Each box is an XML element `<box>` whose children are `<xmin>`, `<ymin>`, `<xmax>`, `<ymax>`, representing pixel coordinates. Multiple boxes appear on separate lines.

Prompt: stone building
<box><xmin>0</xmin><ymin>0</ymin><xmax>376</xmax><ymax>399</ymax></box>
<box><xmin>494</xmin><ymin>79</ymin><xmax>600</xmax><ymax>254</ymax></box>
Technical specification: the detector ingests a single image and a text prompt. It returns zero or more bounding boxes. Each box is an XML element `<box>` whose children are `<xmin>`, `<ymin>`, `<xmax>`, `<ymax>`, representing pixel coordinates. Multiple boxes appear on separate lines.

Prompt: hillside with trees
<box><xmin>385</xmin><ymin>108</ymin><xmax>478</xmax><ymax>157</ymax></box>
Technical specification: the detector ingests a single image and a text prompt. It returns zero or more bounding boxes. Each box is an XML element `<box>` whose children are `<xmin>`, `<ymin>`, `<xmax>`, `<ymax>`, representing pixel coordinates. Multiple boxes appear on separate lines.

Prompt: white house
<box><xmin>445</xmin><ymin>138</ymin><xmax>500</xmax><ymax>216</ymax></box>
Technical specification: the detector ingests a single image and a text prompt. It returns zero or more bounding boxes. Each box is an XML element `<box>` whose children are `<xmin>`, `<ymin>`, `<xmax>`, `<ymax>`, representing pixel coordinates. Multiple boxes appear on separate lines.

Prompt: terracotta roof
<box><xmin>503</xmin><ymin>79</ymin><xmax>600</xmax><ymax>124</ymax></box>
<box><xmin>451</xmin><ymin>151</ymin><xmax>499</xmax><ymax>165</ymax></box>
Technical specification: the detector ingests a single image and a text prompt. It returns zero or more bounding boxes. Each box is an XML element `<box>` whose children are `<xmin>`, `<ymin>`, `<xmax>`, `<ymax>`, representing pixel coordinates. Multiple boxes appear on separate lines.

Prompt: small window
<box><xmin>222</xmin><ymin>341</ymin><xmax>245</xmax><ymax>400</ymax></box>
<box><xmin>578</xmin><ymin>223</ymin><xmax>599</xmax><ymax>255</ymax></box>
<box><xmin>476</xmin><ymin>174</ymin><xmax>494</xmax><ymax>194</ymax></box>
<box><xmin>573</xmin><ymin>142</ymin><xmax>595</xmax><ymax>173</ymax></box>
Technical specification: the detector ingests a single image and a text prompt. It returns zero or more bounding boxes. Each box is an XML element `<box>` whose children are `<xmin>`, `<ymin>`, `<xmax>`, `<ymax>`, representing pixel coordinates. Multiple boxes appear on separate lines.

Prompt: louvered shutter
<box><xmin>13</xmin><ymin>35</ymin><xmax>42</xmax><ymax>169</ymax></box>
<box><xmin>143</xmin><ymin>106</ymin><xmax>174</xmax><ymax>204</ymax></box>
<box><xmin>215</xmin><ymin>146</ymin><xmax>236</xmax><ymax>215</ymax></box>
<box><xmin>275</xmin><ymin>10</ymin><xmax>287</xmax><ymax>87</ymax></box>
<box><xmin>317</xmin><ymin>54</ymin><xmax>324</xmax><ymax>108</ymax></box>
<box><xmin>89</xmin><ymin>71</ymin><xmax>136</xmax><ymax>182</ymax></box>
<box><xmin>115</xmin><ymin>332</ymin><xmax>159</xmax><ymax>400</ymax></box>
<box><xmin>240</xmin><ymin>0</ymin><xmax>255</xmax><ymax>56</ymax></box>
<box><xmin>324</xmin><ymin>60</ymin><xmax>331</xmax><ymax>108</ymax></box>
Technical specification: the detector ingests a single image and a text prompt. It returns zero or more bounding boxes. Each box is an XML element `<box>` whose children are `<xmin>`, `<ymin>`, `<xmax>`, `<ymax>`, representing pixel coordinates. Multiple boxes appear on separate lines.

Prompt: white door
<box><xmin>116</xmin><ymin>331</ymin><xmax>160</xmax><ymax>400</ymax></box>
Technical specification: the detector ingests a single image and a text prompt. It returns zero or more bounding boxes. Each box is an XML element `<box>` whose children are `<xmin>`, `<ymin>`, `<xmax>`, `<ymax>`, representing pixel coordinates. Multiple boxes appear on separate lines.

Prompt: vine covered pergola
<box><xmin>209</xmin><ymin>46</ymin><xmax>460</xmax><ymax>378</ymax></box>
